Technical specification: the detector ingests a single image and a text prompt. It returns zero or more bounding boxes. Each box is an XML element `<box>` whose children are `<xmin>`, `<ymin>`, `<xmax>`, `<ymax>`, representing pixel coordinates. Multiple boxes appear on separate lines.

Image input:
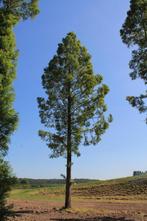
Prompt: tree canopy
<box><xmin>0</xmin><ymin>0</ymin><xmax>39</xmax><ymax>154</ymax></box>
<box><xmin>120</xmin><ymin>0</ymin><xmax>147</xmax><ymax>123</ymax></box>
<box><xmin>38</xmin><ymin>32</ymin><xmax>112</xmax><ymax>159</ymax></box>
<box><xmin>0</xmin><ymin>0</ymin><xmax>39</xmax><ymax>21</ymax></box>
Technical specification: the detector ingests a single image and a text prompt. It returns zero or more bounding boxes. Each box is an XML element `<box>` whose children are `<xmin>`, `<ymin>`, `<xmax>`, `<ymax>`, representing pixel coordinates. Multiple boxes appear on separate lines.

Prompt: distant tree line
<box><xmin>16</xmin><ymin>178</ymin><xmax>97</xmax><ymax>188</ymax></box>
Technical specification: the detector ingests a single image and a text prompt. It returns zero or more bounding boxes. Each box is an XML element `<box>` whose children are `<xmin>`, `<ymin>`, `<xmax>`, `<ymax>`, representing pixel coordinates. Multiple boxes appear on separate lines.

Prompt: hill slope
<box><xmin>73</xmin><ymin>175</ymin><xmax>147</xmax><ymax>197</ymax></box>
<box><xmin>10</xmin><ymin>175</ymin><xmax>147</xmax><ymax>201</ymax></box>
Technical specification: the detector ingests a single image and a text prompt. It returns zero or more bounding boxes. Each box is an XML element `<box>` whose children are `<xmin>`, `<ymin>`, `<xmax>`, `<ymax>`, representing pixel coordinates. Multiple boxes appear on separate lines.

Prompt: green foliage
<box><xmin>38</xmin><ymin>32</ymin><xmax>112</xmax><ymax>158</ymax></box>
<box><xmin>0</xmin><ymin>156</ymin><xmax>16</xmax><ymax>220</ymax></box>
<box><xmin>0</xmin><ymin>0</ymin><xmax>39</xmax><ymax>21</ymax></box>
<box><xmin>0</xmin><ymin>0</ymin><xmax>39</xmax><ymax>154</ymax></box>
<box><xmin>0</xmin><ymin>1</ymin><xmax>39</xmax><ymax>217</ymax></box>
<box><xmin>0</xmin><ymin>11</ymin><xmax>18</xmax><ymax>155</ymax></box>
<box><xmin>120</xmin><ymin>0</ymin><xmax>147</xmax><ymax>123</ymax></box>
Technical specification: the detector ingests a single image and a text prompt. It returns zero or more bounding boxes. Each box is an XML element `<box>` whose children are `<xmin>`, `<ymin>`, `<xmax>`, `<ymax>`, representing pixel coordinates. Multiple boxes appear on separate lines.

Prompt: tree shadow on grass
<box><xmin>2</xmin><ymin>208</ymin><xmax>36</xmax><ymax>220</ymax></box>
<box><xmin>50</xmin><ymin>208</ymin><xmax>135</xmax><ymax>221</ymax></box>
<box><xmin>2</xmin><ymin>206</ymin><xmax>136</xmax><ymax>221</ymax></box>
<box><xmin>3</xmin><ymin>210</ymin><xmax>136</xmax><ymax>221</ymax></box>
<box><xmin>50</xmin><ymin>217</ymin><xmax>135</xmax><ymax>221</ymax></box>
<box><xmin>0</xmin><ymin>203</ymin><xmax>15</xmax><ymax>221</ymax></box>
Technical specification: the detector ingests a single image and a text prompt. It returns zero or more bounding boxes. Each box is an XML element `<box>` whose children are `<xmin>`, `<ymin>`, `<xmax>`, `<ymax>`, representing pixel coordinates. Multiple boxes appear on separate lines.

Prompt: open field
<box><xmin>7</xmin><ymin>176</ymin><xmax>147</xmax><ymax>221</ymax></box>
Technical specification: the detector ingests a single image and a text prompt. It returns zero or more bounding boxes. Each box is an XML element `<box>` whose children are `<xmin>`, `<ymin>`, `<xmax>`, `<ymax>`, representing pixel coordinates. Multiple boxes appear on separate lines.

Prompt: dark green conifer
<box><xmin>38</xmin><ymin>32</ymin><xmax>112</xmax><ymax>208</ymax></box>
<box><xmin>0</xmin><ymin>0</ymin><xmax>39</xmax><ymax>154</ymax></box>
<box><xmin>120</xmin><ymin>0</ymin><xmax>147</xmax><ymax>123</ymax></box>
<box><xmin>0</xmin><ymin>1</ymin><xmax>39</xmax><ymax>218</ymax></box>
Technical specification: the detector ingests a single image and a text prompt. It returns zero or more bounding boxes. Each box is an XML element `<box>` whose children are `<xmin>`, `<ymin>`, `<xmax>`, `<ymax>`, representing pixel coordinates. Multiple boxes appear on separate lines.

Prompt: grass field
<box><xmin>10</xmin><ymin>185</ymin><xmax>65</xmax><ymax>201</ymax></box>
<box><xmin>9</xmin><ymin>175</ymin><xmax>147</xmax><ymax>201</ymax></box>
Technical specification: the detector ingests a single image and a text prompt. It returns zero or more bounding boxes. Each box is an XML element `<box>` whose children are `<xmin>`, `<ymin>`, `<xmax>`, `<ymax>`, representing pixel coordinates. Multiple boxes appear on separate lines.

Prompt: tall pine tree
<box><xmin>120</xmin><ymin>0</ymin><xmax>147</xmax><ymax>123</ymax></box>
<box><xmin>0</xmin><ymin>1</ymin><xmax>39</xmax><ymax>218</ymax></box>
<box><xmin>38</xmin><ymin>32</ymin><xmax>112</xmax><ymax>208</ymax></box>
<box><xmin>0</xmin><ymin>0</ymin><xmax>39</xmax><ymax>155</ymax></box>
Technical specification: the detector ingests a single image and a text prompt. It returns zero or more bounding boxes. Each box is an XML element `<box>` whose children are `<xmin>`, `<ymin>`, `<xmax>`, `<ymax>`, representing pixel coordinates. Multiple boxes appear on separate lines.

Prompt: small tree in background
<box><xmin>38</xmin><ymin>32</ymin><xmax>112</xmax><ymax>208</ymax></box>
<box><xmin>0</xmin><ymin>157</ymin><xmax>16</xmax><ymax>220</ymax></box>
<box><xmin>120</xmin><ymin>0</ymin><xmax>147</xmax><ymax>123</ymax></box>
<box><xmin>0</xmin><ymin>0</ymin><xmax>39</xmax><ymax>155</ymax></box>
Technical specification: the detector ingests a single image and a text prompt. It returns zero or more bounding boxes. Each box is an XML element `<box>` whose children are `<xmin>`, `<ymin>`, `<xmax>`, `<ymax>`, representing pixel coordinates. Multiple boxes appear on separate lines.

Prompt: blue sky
<box><xmin>7</xmin><ymin>0</ymin><xmax>147</xmax><ymax>180</ymax></box>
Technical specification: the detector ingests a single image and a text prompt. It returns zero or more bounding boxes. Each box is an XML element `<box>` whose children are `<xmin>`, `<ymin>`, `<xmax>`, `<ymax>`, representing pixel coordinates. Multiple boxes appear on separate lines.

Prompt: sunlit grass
<box><xmin>9</xmin><ymin>175</ymin><xmax>147</xmax><ymax>202</ymax></box>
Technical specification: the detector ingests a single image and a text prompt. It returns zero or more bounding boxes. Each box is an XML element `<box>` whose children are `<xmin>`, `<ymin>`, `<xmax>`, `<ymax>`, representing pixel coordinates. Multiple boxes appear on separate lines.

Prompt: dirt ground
<box><xmin>7</xmin><ymin>199</ymin><xmax>147</xmax><ymax>221</ymax></box>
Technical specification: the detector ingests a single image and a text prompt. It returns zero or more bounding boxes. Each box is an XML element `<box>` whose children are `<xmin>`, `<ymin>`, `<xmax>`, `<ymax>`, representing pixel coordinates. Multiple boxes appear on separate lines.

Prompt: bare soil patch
<box><xmin>7</xmin><ymin>199</ymin><xmax>147</xmax><ymax>221</ymax></box>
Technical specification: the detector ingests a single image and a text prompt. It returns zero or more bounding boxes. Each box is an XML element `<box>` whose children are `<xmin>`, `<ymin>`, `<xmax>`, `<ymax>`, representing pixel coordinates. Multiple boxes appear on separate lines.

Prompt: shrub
<box><xmin>0</xmin><ymin>157</ymin><xmax>16</xmax><ymax>220</ymax></box>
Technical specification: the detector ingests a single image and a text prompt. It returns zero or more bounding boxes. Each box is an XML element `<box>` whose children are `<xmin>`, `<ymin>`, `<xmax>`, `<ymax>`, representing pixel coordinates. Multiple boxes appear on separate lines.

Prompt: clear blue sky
<box><xmin>7</xmin><ymin>0</ymin><xmax>147</xmax><ymax>180</ymax></box>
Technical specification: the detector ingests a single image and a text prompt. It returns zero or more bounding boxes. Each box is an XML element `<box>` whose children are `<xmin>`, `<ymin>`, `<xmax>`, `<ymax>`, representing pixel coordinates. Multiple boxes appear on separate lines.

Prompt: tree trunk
<box><xmin>65</xmin><ymin>82</ymin><xmax>72</xmax><ymax>209</ymax></box>
<box><xmin>65</xmin><ymin>146</ymin><xmax>72</xmax><ymax>208</ymax></box>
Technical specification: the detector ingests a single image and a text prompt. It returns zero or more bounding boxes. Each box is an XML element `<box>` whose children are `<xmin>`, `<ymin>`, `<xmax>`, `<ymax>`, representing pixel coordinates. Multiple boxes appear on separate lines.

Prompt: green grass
<box><xmin>9</xmin><ymin>185</ymin><xmax>65</xmax><ymax>201</ymax></box>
